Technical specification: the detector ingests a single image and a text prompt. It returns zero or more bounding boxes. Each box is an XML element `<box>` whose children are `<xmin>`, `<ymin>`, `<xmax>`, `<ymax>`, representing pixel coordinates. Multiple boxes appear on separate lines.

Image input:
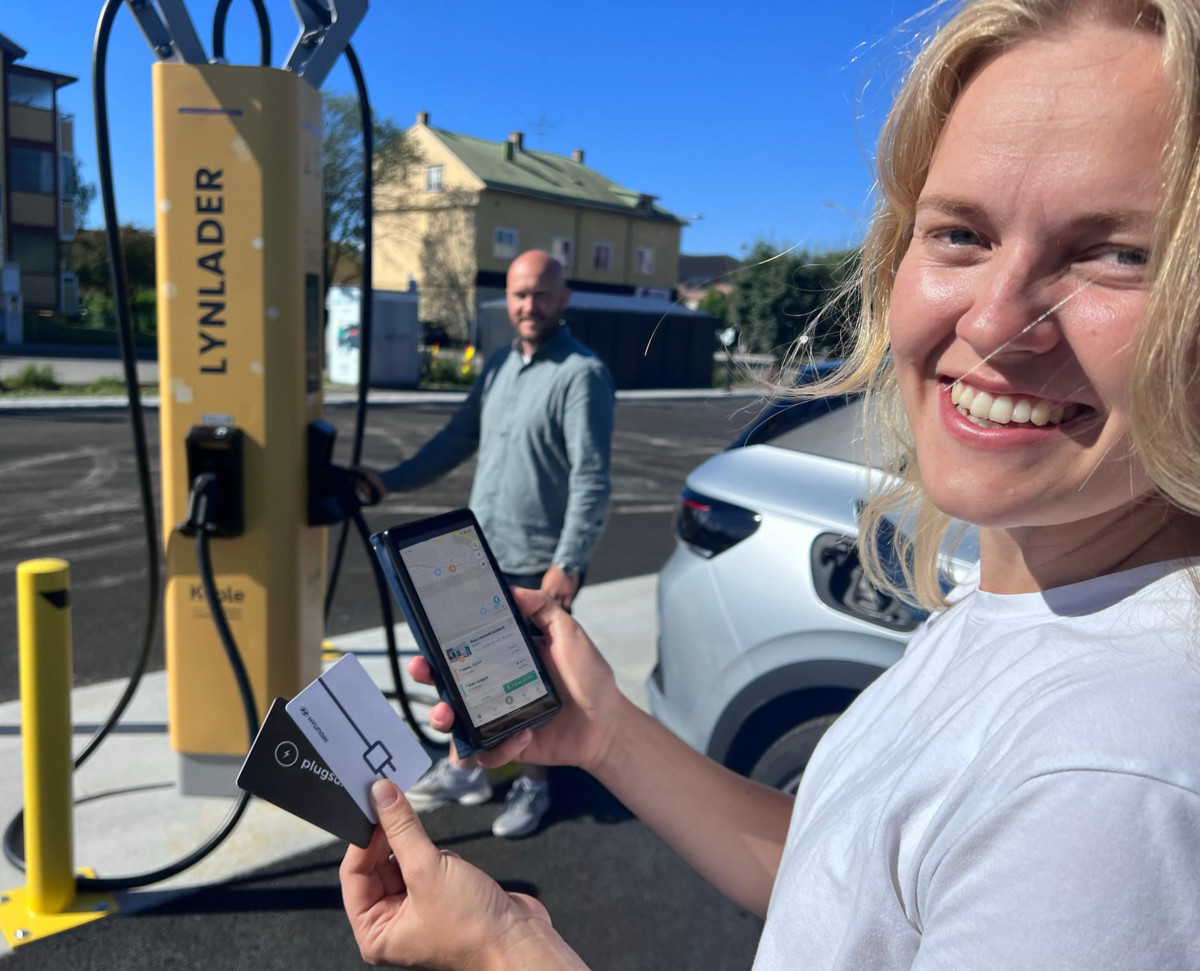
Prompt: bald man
<box><xmin>358</xmin><ymin>250</ymin><xmax>615</xmax><ymax>838</ymax></box>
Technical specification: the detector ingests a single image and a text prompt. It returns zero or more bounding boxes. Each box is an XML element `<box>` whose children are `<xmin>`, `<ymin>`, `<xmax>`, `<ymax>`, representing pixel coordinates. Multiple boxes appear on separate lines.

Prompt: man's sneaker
<box><xmin>405</xmin><ymin>758</ymin><xmax>493</xmax><ymax>811</ymax></box>
<box><xmin>491</xmin><ymin>775</ymin><xmax>551</xmax><ymax>839</ymax></box>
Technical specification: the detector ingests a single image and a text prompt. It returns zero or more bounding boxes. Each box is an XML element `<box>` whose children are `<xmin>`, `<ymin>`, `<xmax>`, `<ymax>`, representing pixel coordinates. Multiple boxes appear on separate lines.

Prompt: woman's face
<box><xmin>889</xmin><ymin>20</ymin><xmax>1169</xmax><ymax>536</ymax></box>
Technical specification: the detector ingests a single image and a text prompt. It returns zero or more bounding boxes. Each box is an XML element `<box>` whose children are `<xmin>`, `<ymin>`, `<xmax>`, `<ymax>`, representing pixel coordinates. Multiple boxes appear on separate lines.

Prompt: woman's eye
<box><xmin>1101</xmin><ymin>247</ymin><xmax>1148</xmax><ymax>267</ymax></box>
<box><xmin>941</xmin><ymin>228</ymin><xmax>981</xmax><ymax>246</ymax></box>
<box><xmin>923</xmin><ymin>226</ymin><xmax>982</xmax><ymax>248</ymax></box>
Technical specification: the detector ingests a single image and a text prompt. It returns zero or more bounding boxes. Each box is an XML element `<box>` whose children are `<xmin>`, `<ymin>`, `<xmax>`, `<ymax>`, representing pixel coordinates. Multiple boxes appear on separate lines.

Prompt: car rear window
<box><xmin>743</xmin><ymin>397</ymin><xmax>875</xmax><ymax>465</ymax></box>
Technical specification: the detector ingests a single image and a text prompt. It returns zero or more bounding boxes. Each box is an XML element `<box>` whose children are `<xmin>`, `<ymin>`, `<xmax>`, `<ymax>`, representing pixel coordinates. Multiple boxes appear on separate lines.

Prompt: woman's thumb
<box><xmin>372</xmin><ymin>780</ymin><xmax>438</xmax><ymax>870</ymax></box>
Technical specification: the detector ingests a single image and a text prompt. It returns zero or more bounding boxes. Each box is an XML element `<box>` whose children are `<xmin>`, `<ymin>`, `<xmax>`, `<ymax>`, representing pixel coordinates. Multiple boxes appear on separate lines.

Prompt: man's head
<box><xmin>506</xmin><ymin>250</ymin><xmax>571</xmax><ymax>352</ymax></box>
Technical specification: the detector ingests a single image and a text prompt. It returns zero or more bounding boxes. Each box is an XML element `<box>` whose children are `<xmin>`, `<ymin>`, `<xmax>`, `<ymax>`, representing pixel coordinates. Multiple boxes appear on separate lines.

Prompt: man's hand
<box><xmin>541</xmin><ymin>564</ymin><xmax>580</xmax><ymax>609</ymax></box>
<box><xmin>352</xmin><ymin>466</ymin><xmax>388</xmax><ymax>506</ymax></box>
<box><xmin>341</xmin><ymin>780</ymin><xmax>586</xmax><ymax>970</ymax></box>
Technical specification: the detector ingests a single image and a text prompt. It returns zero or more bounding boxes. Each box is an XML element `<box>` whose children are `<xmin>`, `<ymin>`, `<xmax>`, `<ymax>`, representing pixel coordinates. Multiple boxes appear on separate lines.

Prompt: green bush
<box><xmin>22</xmin><ymin>307</ymin><xmax>156</xmax><ymax>346</ymax></box>
<box><xmin>423</xmin><ymin>356</ymin><xmax>477</xmax><ymax>388</ymax></box>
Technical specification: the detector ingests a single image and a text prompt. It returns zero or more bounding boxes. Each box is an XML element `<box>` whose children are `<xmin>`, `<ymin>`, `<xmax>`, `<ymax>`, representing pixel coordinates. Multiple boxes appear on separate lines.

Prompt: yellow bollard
<box><xmin>0</xmin><ymin>559</ymin><xmax>116</xmax><ymax>946</ymax></box>
<box><xmin>17</xmin><ymin>558</ymin><xmax>74</xmax><ymax>914</ymax></box>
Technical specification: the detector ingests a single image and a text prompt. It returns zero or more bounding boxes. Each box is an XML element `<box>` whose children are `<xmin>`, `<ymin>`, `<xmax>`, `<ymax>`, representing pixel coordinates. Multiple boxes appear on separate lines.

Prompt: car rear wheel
<box><xmin>748</xmin><ymin>713</ymin><xmax>841</xmax><ymax>794</ymax></box>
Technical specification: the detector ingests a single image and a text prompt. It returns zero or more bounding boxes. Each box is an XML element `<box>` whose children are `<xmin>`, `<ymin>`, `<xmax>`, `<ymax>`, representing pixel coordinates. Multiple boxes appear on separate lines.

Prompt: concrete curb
<box><xmin>0</xmin><ymin>387</ymin><xmax>764</xmax><ymax>411</ymax></box>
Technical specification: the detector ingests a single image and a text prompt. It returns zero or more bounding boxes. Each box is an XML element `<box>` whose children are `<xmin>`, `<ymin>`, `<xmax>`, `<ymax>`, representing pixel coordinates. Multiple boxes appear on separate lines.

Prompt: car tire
<box><xmin>749</xmin><ymin>713</ymin><xmax>841</xmax><ymax>794</ymax></box>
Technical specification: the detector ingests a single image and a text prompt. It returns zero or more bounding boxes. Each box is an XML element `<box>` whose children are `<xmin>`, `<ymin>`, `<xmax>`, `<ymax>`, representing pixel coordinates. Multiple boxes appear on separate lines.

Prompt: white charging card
<box><xmin>285</xmin><ymin>653</ymin><xmax>432</xmax><ymax>823</ymax></box>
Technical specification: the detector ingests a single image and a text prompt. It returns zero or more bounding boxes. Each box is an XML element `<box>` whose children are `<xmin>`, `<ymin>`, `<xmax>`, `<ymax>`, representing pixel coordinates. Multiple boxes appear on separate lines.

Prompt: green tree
<box><xmin>74</xmin><ymin>225</ymin><xmax>157</xmax><ymax>331</ymax></box>
<box><xmin>322</xmin><ymin>91</ymin><xmax>422</xmax><ymax>292</ymax></box>
<box><xmin>697</xmin><ymin>287</ymin><xmax>731</xmax><ymax>324</ymax></box>
<box><xmin>69</xmin><ymin>156</ymin><xmax>97</xmax><ymax>230</ymax></box>
<box><xmin>731</xmin><ymin>241</ymin><xmax>858</xmax><ymax>359</ymax></box>
<box><xmin>75</xmin><ymin>226</ymin><xmax>156</xmax><ymax>296</ymax></box>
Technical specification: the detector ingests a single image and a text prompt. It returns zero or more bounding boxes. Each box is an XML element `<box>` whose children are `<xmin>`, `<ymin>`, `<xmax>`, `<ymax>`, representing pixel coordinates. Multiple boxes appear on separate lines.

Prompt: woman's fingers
<box><xmin>429</xmin><ymin>701</ymin><xmax>455</xmax><ymax>733</ymax></box>
<box><xmin>340</xmin><ymin>823</ymin><xmax>403</xmax><ymax>922</ymax></box>
<box><xmin>473</xmin><ymin>729</ymin><xmax>534</xmax><ymax>769</ymax></box>
<box><xmin>407</xmin><ymin>655</ymin><xmax>434</xmax><ymax>684</ymax></box>
<box><xmin>371</xmin><ymin>780</ymin><xmax>442</xmax><ymax>878</ymax></box>
<box><xmin>510</xmin><ymin>586</ymin><xmax>564</xmax><ymax>633</ymax></box>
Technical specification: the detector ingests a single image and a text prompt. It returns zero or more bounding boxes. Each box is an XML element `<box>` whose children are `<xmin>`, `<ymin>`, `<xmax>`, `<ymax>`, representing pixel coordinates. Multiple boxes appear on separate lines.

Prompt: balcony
<box><xmin>8</xmin><ymin>103</ymin><xmax>54</xmax><ymax>143</ymax></box>
<box><xmin>11</xmin><ymin>191</ymin><xmax>56</xmax><ymax>228</ymax></box>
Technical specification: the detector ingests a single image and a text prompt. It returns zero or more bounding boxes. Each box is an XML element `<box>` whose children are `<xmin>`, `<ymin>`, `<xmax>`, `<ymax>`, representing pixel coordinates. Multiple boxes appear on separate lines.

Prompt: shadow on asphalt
<box><xmin>6</xmin><ymin>763</ymin><xmax>762</xmax><ymax>970</ymax></box>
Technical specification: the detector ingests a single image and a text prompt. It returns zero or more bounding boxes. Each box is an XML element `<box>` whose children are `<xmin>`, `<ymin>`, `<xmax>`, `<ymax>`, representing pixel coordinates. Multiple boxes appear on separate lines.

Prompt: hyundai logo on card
<box><xmin>275</xmin><ymin>740</ymin><xmax>299</xmax><ymax>767</ymax></box>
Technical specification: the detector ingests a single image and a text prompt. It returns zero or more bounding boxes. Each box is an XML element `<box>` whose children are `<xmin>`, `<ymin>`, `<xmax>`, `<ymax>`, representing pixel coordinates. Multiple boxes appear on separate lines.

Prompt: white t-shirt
<box><xmin>753</xmin><ymin>559</ymin><xmax>1200</xmax><ymax>971</ymax></box>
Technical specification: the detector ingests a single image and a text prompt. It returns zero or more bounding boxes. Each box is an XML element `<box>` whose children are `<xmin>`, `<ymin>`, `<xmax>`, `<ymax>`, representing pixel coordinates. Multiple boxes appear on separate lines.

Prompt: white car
<box><xmin>648</xmin><ymin>391</ymin><xmax>976</xmax><ymax>792</ymax></box>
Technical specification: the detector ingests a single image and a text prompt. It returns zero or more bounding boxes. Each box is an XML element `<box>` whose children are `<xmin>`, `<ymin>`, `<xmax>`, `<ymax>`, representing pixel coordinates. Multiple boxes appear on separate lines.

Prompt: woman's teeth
<box><xmin>949</xmin><ymin>382</ymin><xmax>1080</xmax><ymax>428</ymax></box>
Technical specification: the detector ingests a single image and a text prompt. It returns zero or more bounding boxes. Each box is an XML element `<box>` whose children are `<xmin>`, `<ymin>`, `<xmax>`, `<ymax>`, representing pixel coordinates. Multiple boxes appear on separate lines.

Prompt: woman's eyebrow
<box><xmin>915</xmin><ymin>193</ymin><xmax>1153</xmax><ymax>233</ymax></box>
<box><xmin>913</xmin><ymin>194</ymin><xmax>986</xmax><ymax>220</ymax></box>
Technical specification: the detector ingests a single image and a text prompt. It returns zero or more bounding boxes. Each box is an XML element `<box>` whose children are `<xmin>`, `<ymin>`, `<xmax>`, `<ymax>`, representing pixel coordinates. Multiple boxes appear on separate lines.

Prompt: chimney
<box><xmin>508</xmin><ymin>131</ymin><xmax>524</xmax><ymax>151</ymax></box>
<box><xmin>503</xmin><ymin>141</ymin><xmax>514</xmax><ymax>161</ymax></box>
<box><xmin>571</xmin><ymin>149</ymin><xmax>585</xmax><ymax>164</ymax></box>
<box><xmin>416</xmin><ymin>111</ymin><xmax>429</xmax><ymax>125</ymax></box>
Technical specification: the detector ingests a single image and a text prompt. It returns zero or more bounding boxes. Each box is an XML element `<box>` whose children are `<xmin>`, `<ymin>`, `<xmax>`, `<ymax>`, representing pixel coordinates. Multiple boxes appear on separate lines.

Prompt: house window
<box><xmin>551</xmin><ymin>236</ymin><xmax>574</xmax><ymax>268</ymax></box>
<box><xmin>593</xmin><ymin>242</ymin><xmax>613</xmax><ymax>272</ymax></box>
<box><xmin>11</xmin><ymin>147</ymin><xmax>55</xmax><ymax>194</ymax></box>
<box><xmin>635</xmin><ymin>247</ymin><xmax>655</xmax><ymax>276</ymax></box>
<box><xmin>10</xmin><ymin>232</ymin><xmax>57</xmax><ymax>274</ymax></box>
<box><xmin>7</xmin><ymin>74</ymin><xmax>54</xmax><ymax>109</ymax></box>
<box><xmin>425</xmin><ymin>165</ymin><xmax>444</xmax><ymax>192</ymax></box>
<box><xmin>493</xmin><ymin>227</ymin><xmax>519</xmax><ymax>259</ymax></box>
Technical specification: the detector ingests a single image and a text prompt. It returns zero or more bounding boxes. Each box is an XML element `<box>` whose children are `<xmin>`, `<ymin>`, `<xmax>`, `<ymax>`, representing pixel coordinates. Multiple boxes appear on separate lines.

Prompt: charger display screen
<box><xmin>398</xmin><ymin>525</ymin><xmax>548</xmax><ymax>728</ymax></box>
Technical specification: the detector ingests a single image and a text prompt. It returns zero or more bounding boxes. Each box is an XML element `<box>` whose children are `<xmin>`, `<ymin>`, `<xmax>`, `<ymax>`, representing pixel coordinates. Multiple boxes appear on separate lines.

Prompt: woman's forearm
<box><xmin>588</xmin><ymin>699</ymin><xmax>793</xmax><ymax>918</ymax></box>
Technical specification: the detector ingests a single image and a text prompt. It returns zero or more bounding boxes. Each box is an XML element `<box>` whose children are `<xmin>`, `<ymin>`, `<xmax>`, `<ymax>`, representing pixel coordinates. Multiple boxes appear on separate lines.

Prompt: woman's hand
<box><xmin>411</xmin><ymin>587</ymin><xmax>627</xmax><ymax>774</ymax></box>
<box><xmin>341</xmin><ymin>779</ymin><xmax>585</xmax><ymax>969</ymax></box>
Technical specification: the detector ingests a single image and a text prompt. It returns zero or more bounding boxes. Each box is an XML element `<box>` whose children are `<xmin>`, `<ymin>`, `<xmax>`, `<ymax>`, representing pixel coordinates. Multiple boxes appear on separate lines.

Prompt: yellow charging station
<box><xmin>154</xmin><ymin>62</ymin><xmax>326</xmax><ymax>791</ymax></box>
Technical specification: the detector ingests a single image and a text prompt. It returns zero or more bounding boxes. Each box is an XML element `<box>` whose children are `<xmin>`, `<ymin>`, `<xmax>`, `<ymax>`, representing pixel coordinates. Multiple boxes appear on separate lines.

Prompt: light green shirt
<box><xmin>381</xmin><ymin>326</ymin><xmax>615</xmax><ymax>575</ymax></box>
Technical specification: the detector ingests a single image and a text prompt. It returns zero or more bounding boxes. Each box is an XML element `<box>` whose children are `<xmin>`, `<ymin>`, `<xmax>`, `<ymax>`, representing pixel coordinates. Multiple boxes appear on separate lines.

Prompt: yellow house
<box><xmin>1</xmin><ymin>32</ymin><xmax>78</xmax><ymax>314</ymax></box>
<box><xmin>374</xmin><ymin>112</ymin><xmax>685</xmax><ymax>338</ymax></box>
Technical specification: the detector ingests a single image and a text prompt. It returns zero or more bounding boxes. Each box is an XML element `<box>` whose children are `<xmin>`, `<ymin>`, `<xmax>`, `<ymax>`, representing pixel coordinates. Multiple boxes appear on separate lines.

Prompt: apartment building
<box><xmin>374</xmin><ymin>111</ymin><xmax>684</xmax><ymax>338</ymax></box>
<box><xmin>1</xmin><ymin>32</ymin><xmax>78</xmax><ymax>316</ymax></box>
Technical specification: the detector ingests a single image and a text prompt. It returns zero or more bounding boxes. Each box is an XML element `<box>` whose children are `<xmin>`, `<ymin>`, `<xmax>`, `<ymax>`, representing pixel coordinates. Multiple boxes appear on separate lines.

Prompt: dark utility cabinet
<box><xmin>476</xmin><ymin>293</ymin><xmax>718</xmax><ymax>390</ymax></box>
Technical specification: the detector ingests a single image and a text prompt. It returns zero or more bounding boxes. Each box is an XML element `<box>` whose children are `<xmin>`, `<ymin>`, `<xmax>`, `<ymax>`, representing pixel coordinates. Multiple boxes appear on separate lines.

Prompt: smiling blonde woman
<box><xmin>339</xmin><ymin>3</ymin><xmax>1200</xmax><ymax>968</ymax></box>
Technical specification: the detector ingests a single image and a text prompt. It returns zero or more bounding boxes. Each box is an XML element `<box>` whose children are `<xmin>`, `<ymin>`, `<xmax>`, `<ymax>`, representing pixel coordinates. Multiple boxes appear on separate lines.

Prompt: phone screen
<box><xmin>396</xmin><ymin>524</ymin><xmax>548</xmax><ymax>729</ymax></box>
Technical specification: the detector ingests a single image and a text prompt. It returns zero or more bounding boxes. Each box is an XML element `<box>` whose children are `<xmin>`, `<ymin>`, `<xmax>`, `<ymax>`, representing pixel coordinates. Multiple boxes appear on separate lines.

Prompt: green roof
<box><xmin>428</xmin><ymin>127</ymin><xmax>683</xmax><ymax>225</ymax></box>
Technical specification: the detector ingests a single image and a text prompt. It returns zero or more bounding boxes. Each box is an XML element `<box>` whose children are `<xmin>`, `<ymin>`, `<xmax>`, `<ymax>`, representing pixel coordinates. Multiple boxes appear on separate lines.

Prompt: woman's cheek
<box><xmin>890</xmin><ymin>264</ymin><xmax>972</xmax><ymax>364</ymax></box>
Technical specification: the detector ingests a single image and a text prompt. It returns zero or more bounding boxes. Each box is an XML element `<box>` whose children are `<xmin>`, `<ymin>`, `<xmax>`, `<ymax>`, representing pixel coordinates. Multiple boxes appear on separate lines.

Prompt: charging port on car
<box><xmin>810</xmin><ymin>532</ymin><xmax>926</xmax><ymax>633</ymax></box>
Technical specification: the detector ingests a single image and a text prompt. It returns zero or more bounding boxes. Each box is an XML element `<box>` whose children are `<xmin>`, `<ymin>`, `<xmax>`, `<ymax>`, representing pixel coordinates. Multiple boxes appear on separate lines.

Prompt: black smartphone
<box><xmin>370</xmin><ymin>509</ymin><xmax>561</xmax><ymax>753</ymax></box>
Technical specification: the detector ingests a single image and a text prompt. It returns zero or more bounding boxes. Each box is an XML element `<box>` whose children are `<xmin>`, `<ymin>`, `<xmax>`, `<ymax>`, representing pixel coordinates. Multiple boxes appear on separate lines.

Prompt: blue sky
<box><xmin>6</xmin><ymin>0</ymin><xmax>937</xmax><ymax>258</ymax></box>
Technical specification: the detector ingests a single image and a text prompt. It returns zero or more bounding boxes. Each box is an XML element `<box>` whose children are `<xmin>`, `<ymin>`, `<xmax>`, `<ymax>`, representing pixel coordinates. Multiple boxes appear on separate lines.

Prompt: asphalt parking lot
<box><xmin>0</xmin><ymin>392</ymin><xmax>773</xmax><ymax>969</ymax></box>
<box><xmin>0</xmin><ymin>394</ymin><xmax>769</xmax><ymax>698</ymax></box>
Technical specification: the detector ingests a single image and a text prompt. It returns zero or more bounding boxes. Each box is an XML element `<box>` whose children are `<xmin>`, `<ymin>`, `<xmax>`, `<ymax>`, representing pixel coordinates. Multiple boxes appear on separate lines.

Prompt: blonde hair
<box><xmin>803</xmin><ymin>0</ymin><xmax>1200</xmax><ymax>608</ymax></box>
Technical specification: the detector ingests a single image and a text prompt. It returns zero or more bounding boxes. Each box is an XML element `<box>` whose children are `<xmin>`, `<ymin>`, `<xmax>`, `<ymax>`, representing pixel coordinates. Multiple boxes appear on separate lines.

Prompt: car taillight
<box><xmin>674</xmin><ymin>487</ymin><xmax>761</xmax><ymax>558</ymax></box>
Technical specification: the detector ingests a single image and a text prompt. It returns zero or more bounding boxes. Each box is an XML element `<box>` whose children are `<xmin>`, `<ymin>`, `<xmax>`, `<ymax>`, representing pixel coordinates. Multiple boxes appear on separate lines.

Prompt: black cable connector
<box><xmin>73</xmin><ymin>473</ymin><xmax>261</xmax><ymax>892</ymax></box>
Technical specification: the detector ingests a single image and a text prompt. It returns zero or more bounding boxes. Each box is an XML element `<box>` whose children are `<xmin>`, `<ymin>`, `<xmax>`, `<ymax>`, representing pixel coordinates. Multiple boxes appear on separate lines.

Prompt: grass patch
<box><xmin>0</xmin><ymin>367</ymin><xmax>155</xmax><ymax>398</ymax></box>
<box><xmin>4</xmin><ymin>363</ymin><xmax>60</xmax><ymax>391</ymax></box>
<box><xmin>80</xmin><ymin>376</ymin><xmax>138</xmax><ymax>395</ymax></box>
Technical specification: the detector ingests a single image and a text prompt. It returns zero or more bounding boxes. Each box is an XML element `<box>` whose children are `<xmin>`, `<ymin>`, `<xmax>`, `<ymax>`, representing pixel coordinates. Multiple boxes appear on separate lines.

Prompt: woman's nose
<box><xmin>955</xmin><ymin>260</ymin><xmax>1064</xmax><ymax>361</ymax></box>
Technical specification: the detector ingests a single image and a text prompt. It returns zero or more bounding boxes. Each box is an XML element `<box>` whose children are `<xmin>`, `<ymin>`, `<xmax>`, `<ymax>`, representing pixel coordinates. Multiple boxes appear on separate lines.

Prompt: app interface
<box><xmin>399</xmin><ymin>526</ymin><xmax>547</xmax><ymax>728</ymax></box>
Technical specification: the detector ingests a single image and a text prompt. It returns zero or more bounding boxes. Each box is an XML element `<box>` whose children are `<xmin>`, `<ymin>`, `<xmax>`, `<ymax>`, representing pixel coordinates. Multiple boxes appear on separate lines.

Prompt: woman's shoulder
<box><xmin>900</xmin><ymin>561</ymin><xmax>1200</xmax><ymax>783</ymax></box>
<box><xmin>989</xmin><ymin>639</ymin><xmax>1200</xmax><ymax>796</ymax></box>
